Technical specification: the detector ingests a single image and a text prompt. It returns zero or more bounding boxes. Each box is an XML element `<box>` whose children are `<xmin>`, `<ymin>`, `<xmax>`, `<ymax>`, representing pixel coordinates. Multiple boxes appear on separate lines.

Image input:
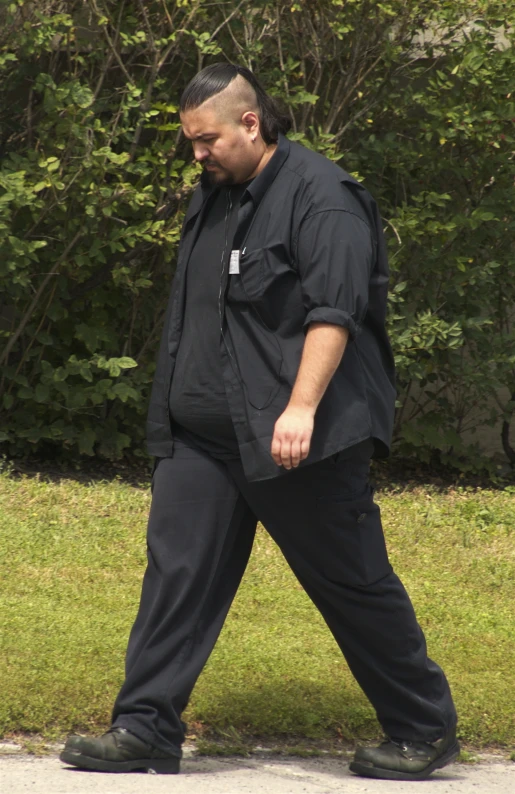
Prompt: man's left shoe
<box><xmin>349</xmin><ymin>727</ymin><xmax>460</xmax><ymax>781</ymax></box>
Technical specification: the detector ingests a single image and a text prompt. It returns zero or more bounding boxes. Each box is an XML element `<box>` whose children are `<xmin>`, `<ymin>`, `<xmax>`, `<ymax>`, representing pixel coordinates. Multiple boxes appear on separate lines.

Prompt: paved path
<box><xmin>1</xmin><ymin>752</ymin><xmax>514</xmax><ymax>793</ymax></box>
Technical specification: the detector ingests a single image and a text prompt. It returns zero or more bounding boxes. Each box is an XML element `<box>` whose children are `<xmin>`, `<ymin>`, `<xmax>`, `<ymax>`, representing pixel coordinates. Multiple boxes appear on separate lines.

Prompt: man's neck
<box><xmin>247</xmin><ymin>141</ymin><xmax>278</xmax><ymax>181</ymax></box>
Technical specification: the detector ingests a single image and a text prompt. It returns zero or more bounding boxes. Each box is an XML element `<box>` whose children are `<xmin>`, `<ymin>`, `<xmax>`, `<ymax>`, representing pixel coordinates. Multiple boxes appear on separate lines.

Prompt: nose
<box><xmin>192</xmin><ymin>142</ymin><xmax>210</xmax><ymax>162</ymax></box>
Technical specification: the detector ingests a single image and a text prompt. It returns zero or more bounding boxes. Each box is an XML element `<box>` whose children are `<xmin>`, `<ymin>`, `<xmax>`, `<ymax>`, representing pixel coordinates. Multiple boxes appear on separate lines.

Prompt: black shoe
<box><xmin>349</xmin><ymin>727</ymin><xmax>460</xmax><ymax>781</ymax></box>
<box><xmin>60</xmin><ymin>727</ymin><xmax>180</xmax><ymax>774</ymax></box>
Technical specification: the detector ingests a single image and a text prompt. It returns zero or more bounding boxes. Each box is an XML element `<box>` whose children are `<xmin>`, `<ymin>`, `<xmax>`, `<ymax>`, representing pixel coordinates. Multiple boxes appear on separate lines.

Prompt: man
<box><xmin>61</xmin><ymin>63</ymin><xmax>458</xmax><ymax>781</ymax></box>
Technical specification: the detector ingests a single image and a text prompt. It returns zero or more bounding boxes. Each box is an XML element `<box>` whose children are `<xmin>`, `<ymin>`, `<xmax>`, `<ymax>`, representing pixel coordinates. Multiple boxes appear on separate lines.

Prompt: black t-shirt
<box><xmin>168</xmin><ymin>181</ymin><xmax>250</xmax><ymax>458</ymax></box>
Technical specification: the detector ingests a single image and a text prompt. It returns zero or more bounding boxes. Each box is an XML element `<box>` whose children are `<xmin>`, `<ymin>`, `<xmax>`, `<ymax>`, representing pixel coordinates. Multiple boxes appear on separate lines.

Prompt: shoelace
<box><xmin>392</xmin><ymin>739</ymin><xmax>412</xmax><ymax>752</ymax></box>
<box><xmin>391</xmin><ymin>737</ymin><xmax>436</xmax><ymax>753</ymax></box>
<box><xmin>104</xmin><ymin>727</ymin><xmax>129</xmax><ymax>744</ymax></box>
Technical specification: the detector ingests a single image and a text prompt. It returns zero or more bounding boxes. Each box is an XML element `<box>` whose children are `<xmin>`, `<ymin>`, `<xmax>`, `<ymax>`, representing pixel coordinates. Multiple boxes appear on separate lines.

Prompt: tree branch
<box><xmin>0</xmin><ymin>228</ymin><xmax>84</xmax><ymax>367</ymax></box>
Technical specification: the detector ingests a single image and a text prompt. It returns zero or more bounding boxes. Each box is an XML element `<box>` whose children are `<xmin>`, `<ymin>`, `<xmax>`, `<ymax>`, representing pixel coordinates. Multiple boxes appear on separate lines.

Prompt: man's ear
<box><xmin>241</xmin><ymin>110</ymin><xmax>260</xmax><ymax>138</ymax></box>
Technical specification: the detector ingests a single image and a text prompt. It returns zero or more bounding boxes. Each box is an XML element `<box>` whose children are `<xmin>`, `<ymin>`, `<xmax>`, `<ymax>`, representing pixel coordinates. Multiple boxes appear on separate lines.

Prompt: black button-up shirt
<box><xmin>146</xmin><ymin>134</ymin><xmax>396</xmax><ymax>481</ymax></box>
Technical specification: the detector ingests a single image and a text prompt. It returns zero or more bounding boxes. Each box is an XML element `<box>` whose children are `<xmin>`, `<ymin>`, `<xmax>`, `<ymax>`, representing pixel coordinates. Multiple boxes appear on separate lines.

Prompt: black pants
<box><xmin>112</xmin><ymin>438</ymin><xmax>456</xmax><ymax>754</ymax></box>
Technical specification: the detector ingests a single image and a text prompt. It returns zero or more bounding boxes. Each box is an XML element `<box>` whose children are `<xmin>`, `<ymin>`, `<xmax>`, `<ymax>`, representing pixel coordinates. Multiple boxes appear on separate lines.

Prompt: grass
<box><xmin>0</xmin><ymin>465</ymin><xmax>514</xmax><ymax>750</ymax></box>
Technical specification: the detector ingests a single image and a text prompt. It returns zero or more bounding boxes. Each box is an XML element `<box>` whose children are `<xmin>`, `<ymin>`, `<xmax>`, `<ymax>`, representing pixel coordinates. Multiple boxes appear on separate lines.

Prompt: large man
<box><xmin>61</xmin><ymin>64</ymin><xmax>458</xmax><ymax>780</ymax></box>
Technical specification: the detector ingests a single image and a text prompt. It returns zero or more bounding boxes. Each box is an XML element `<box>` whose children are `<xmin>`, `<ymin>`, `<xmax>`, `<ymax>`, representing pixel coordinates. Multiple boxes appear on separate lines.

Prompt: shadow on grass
<box><xmin>0</xmin><ymin>455</ymin><xmax>152</xmax><ymax>489</ymax></box>
<box><xmin>2</xmin><ymin>451</ymin><xmax>513</xmax><ymax>492</ymax></box>
<box><xmin>187</xmin><ymin>678</ymin><xmax>381</xmax><ymax>746</ymax></box>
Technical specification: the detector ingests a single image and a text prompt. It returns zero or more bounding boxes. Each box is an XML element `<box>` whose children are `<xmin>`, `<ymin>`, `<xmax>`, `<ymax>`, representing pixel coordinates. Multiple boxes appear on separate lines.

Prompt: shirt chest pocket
<box><xmin>226</xmin><ymin>244</ymin><xmax>296</xmax><ymax>308</ymax></box>
<box><xmin>227</xmin><ymin>248</ymin><xmax>264</xmax><ymax>305</ymax></box>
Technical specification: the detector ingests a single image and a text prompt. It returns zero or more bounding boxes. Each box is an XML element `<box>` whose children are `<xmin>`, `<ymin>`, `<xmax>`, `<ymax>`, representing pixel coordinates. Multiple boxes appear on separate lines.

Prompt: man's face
<box><xmin>180</xmin><ymin>103</ymin><xmax>260</xmax><ymax>185</ymax></box>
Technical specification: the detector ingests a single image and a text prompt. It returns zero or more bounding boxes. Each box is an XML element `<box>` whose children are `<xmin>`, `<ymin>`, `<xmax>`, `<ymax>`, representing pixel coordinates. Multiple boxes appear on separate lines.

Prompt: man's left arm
<box><xmin>271</xmin><ymin>323</ymin><xmax>349</xmax><ymax>468</ymax></box>
<box><xmin>271</xmin><ymin>208</ymin><xmax>375</xmax><ymax>469</ymax></box>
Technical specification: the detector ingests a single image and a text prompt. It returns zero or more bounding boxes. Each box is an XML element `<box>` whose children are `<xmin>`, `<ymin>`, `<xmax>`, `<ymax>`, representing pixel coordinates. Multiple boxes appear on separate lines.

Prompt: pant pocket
<box><xmin>150</xmin><ymin>457</ymin><xmax>160</xmax><ymax>494</ymax></box>
<box><xmin>316</xmin><ymin>489</ymin><xmax>392</xmax><ymax>587</ymax></box>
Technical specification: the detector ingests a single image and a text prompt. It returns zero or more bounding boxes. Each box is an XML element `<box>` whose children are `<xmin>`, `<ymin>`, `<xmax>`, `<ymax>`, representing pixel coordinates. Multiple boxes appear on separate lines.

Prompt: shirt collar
<box><xmin>244</xmin><ymin>133</ymin><xmax>290</xmax><ymax>206</ymax></box>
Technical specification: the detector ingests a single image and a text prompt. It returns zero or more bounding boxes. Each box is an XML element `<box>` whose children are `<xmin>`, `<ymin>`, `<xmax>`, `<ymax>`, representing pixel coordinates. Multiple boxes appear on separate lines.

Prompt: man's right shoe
<box><xmin>60</xmin><ymin>727</ymin><xmax>180</xmax><ymax>774</ymax></box>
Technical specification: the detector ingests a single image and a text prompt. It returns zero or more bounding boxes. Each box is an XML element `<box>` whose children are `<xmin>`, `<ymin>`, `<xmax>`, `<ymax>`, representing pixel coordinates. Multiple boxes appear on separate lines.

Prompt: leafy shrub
<box><xmin>0</xmin><ymin>1</ymin><xmax>513</xmax><ymax>473</ymax></box>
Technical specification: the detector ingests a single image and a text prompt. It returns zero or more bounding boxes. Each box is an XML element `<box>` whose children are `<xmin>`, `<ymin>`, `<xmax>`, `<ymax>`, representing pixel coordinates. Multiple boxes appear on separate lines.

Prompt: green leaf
<box><xmin>111</xmin><ymin>382</ymin><xmax>139</xmax><ymax>403</ymax></box>
<box><xmin>78</xmin><ymin>428</ymin><xmax>97</xmax><ymax>456</ymax></box>
<box><xmin>35</xmin><ymin>384</ymin><xmax>50</xmax><ymax>403</ymax></box>
<box><xmin>3</xmin><ymin>394</ymin><xmax>14</xmax><ymax>410</ymax></box>
<box><xmin>68</xmin><ymin>83</ymin><xmax>95</xmax><ymax>109</ymax></box>
<box><xmin>114</xmin><ymin>357</ymin><xmax>138</xmax><ymax>370</ymax></box>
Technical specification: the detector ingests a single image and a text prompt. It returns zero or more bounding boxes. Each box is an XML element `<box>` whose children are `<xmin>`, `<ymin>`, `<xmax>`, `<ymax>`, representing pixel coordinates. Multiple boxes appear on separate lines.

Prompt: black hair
<box><xmin>180</xmin><ymin>62</ymin><xmax>291</xmax><ymax>145</ymax></box>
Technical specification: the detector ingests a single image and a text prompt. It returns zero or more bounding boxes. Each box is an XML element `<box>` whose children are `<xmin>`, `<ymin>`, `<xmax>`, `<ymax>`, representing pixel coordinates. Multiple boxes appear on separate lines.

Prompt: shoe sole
<box><xmin>60</xmin><ymin>750</ymin><xmax>180</xmax><ymax>774</ymax></box>
<box><xmin>349</xmin><ymin>741</ymin><xmax>460</xmax><ymax>781</ymax></box>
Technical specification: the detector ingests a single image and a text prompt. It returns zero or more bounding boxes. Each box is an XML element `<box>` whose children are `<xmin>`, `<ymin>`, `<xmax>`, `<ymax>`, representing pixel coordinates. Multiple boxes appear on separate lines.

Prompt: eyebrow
<box><xmin>182</xmin><ymin>132</ymin><xmax>217</xmax><ymax>141</ymax></box>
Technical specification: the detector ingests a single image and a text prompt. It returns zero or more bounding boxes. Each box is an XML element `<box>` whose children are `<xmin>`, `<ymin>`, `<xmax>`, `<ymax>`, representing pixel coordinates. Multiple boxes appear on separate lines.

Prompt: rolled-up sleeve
<box><xmin>295</xmin><ymin>209</ymin><xmax>375</xmax><ymax>340</ymax></box>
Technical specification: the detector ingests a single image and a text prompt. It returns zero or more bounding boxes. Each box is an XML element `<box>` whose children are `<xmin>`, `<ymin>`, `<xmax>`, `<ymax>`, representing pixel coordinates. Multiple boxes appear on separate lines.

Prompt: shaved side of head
<box><xmin>203</xmin><ymin>74</ymin><xmax>259</xmax><ymax>125</ymax></box>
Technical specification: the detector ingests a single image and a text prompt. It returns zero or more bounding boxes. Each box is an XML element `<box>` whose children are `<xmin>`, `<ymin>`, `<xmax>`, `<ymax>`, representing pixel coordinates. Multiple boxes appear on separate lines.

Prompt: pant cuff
<box><xmin>112</xmin><ymin>718</ymin><xmax>183</xmax><ymax>757</ymax></box>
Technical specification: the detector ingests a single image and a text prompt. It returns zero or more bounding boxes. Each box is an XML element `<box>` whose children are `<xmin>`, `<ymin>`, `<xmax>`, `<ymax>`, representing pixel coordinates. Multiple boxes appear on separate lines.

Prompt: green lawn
<box><xmin>0</xmin><ymin>467</ymin><xmax>514</xmax><ymax>749</ymax></box>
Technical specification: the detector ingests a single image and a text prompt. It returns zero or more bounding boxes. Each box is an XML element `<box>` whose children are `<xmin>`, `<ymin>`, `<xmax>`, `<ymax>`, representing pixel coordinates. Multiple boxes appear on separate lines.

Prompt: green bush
<box><xmin>0</xmin><ymin>1</ymin><xmax>514</xmax><ymax>473</ymax></box>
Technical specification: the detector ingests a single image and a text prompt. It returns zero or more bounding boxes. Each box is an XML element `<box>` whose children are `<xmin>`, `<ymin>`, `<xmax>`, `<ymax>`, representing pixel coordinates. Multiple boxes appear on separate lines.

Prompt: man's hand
<box><xmin>271</xmin><ymin>405</ymin><xmax>315</xmax><ymax>469</ymax></box>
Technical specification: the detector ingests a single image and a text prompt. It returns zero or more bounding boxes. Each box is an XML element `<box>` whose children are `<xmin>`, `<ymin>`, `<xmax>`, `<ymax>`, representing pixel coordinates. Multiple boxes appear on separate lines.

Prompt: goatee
<box><xmin>203</xmin><ymin>166</ymin><xmax>234</xmax><ymax>187</ymax></box>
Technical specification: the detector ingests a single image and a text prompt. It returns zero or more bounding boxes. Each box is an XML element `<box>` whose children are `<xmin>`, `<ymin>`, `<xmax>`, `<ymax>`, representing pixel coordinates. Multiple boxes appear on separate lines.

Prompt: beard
<box><xmin>202</xmin><ymin>162</ymin><xmax>235</xmax><ymax>186</ymax></box>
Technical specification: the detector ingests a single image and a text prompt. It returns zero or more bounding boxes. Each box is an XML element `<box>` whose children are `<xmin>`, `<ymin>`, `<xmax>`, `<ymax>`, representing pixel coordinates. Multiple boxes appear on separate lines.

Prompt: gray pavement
<box><xmin>1</xmin><ymin>751</ymin><xmax>514</xmax><ymax>794</ymax></box>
